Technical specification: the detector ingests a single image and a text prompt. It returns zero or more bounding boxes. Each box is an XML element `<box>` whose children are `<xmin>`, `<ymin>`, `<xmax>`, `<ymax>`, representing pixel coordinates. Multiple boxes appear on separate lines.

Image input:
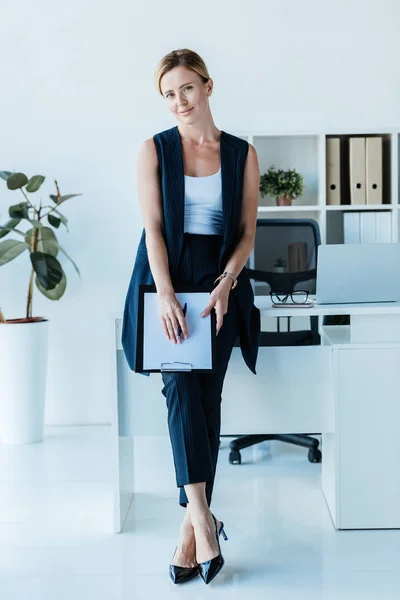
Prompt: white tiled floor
<box><xmin>1</xmin><ymin>426</ymin><xmax>400</xmax><ymax>599</ymax></box>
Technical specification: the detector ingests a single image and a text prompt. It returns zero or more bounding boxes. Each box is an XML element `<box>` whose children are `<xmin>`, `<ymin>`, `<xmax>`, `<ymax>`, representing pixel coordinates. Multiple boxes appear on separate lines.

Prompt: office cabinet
<box><xmin>321</xmin><ymin>335</ymin><xmax>400</xmax><ymax>529</ymax></box>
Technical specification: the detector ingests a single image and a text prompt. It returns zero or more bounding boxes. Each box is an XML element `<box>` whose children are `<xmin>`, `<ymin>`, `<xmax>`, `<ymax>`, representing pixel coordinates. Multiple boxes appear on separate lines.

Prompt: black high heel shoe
<box><xmin>198</xmin><ymin>513</ymin><xmax>228</xmax><ymax>585</ymax></box>
<box><xmin>169</xmin><ymin>546</ymin><xmax>199</xmax><ymax>584</ymax></box>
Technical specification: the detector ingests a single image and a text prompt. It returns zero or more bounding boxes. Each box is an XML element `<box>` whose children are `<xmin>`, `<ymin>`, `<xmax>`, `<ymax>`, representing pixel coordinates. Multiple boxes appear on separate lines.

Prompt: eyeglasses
<box><xmin>270</xmin><ymin>290</ymin><xmax>310</xmax><ymax>305</ymax></box>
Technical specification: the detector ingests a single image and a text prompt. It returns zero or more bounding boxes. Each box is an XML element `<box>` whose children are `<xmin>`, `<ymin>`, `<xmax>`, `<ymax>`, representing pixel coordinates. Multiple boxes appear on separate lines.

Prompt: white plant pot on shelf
<box><xmin>0</xmin><ymin>319</ymin><xmax>49</xmax><ymax>444</ymax></box>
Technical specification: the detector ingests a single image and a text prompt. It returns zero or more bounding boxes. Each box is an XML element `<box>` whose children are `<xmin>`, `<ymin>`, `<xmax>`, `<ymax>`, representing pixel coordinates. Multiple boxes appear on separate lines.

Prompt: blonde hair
<box><xmin>154</xmin><ymin>48</ymin><xmax>210</xmax><ymax>96</ymax></box>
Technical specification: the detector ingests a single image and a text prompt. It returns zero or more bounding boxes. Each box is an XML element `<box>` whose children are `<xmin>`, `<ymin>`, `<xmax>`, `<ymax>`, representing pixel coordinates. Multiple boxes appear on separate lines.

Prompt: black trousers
<box><xmin>161</xmin><ymin>234</ymin><xmax>239</xmax><ymax>507</ymax></box>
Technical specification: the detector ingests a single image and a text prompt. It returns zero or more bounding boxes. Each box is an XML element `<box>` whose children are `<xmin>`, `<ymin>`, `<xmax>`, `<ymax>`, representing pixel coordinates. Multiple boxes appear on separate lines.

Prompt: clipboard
<box><xmin>136</xmin><ymin>285</ymin><xmax>217</xmax><ymax>373</ymax></box>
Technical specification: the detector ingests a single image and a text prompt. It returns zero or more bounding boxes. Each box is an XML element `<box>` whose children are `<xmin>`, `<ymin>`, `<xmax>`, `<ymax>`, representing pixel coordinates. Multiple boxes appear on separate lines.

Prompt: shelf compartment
<box><xmin>254</xmin><ymin>135</ymin><xmax>319</xmax><ymax>208</ymax></box>
<box><xmin>325</xmin><ymin>133</ymin><xmax>392</xmax><ymax>207</ymax></box>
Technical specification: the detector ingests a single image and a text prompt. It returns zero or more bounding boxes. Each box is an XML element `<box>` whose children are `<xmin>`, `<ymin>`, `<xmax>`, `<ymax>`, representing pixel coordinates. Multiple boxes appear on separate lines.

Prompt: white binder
<box><xmin>344</xmin><ymin>211</ymin><xmax>392</xmax><ymax>244</ymax></box>
<box><xmin>360</xmin><ymin>212</ymin><xmax>376</xmax><ymax>243</ymax></box>
<box><xmin>376</xmin><ymin>212</ymin><xmax>392</xmax><ymax>242</ymax></box>
<box><xmin>344</xmin><ymin>211</ymin><xmax>361</xmax><ymax>244</ymax></box>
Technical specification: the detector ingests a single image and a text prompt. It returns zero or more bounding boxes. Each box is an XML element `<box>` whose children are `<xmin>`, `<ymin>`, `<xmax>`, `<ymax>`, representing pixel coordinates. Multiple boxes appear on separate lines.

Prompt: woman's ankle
<box><xmin>190</xmin><ymin>507</ymin><xmax>213</xmax><ymax>526</ymax></box>
<box><xmin>181</xmin><ymin>507</ymin><xmax>194</xmax><ymax>527</ymax></box>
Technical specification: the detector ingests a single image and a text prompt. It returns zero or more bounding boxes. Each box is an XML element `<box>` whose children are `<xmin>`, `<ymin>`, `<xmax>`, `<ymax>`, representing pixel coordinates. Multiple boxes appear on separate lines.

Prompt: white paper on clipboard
<box><xmin>143</xmin><ymin>291</ymin><xmax>213</xmax><ymax>371</ymax></box>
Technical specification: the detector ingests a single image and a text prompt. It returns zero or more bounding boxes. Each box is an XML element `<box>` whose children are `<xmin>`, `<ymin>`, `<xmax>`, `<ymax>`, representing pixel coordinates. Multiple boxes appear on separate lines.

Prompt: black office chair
<box><xmin>228</xmin><ymin>218</ymin><xmax>323</xmax><ymax>465</ymax></box>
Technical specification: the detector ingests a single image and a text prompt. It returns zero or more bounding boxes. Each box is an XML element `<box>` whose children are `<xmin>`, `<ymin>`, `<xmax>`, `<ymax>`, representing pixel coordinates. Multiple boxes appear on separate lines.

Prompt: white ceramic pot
<box><xmin>0</xmin><ymin>319</ymin><xmax>49</xmax><ymax>444</ymax></box>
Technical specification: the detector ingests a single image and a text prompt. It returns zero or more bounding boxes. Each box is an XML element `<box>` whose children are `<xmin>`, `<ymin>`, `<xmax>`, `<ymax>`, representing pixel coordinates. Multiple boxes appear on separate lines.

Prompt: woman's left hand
<box><xmin>200</xmin><ymin>277</ymin><xmax>232</xmax><ymax>335</ymax></box>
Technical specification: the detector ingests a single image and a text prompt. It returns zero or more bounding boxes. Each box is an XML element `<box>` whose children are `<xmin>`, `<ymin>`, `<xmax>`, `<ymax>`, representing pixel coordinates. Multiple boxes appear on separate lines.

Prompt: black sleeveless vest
<box><xmin>121</xmin><ymin>126</ymin><xmax>260</xmax><ymax>375</ymax></box>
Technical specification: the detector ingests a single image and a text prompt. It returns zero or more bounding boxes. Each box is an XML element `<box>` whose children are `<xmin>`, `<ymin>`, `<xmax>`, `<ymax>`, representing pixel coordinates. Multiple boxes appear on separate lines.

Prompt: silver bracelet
<box><xmin>224</xmin><ymin>271</ymin><xmax>235</xmax><ymax>283</ymax></box>
<box><xmin>213</xmin><ymin>271</ymin><xmax>238</xmax><ymax>289</ymax></box>
<box><xmin>223</xmin><ymin>271</ymin><xmax>238</xmax><ymax>289</ymax></box>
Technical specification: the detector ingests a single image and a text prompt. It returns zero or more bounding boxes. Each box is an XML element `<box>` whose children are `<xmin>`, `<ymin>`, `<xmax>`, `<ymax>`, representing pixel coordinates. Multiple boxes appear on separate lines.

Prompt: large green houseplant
<box><xmin>260</xmin><ymin>165</ymin><xmax>305</xmax><ymax>206</ymax></box>
<box><xmin>0</xmin><ymin>170</ymin><xmax>81</xmax><ymax>444</ymax></box>
<box><xmin>0</xmin><ymin>171</ymin><xmax>81</xmax><ymax>322</ymax></box>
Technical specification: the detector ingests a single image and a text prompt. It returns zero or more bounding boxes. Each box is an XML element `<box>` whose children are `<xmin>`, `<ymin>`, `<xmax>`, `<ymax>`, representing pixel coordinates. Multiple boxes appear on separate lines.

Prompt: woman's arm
<box><xmin>137</xmin><ymin>138</ymin><xmax>173</xmax><ymax>295</ymax></box>
<box><xmin>201</xmin><ymin>143</ymin><xmax>259</xmax><ymax>332</ymax></box>
<box><xmin>224</xmin><ymin>143</ymin><xmax>259</xmax><ymax>279</ymax></box>
<box><xmin>137</xmin><ymin>138</ymin><xmax>188</xmax><ymax>343</ymax></box>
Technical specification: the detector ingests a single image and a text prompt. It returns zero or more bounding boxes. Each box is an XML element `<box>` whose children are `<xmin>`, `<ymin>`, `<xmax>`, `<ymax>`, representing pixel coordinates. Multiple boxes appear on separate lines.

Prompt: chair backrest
<box><xmin>247</xmin><ymin>218</ymin><xmax>321</xmax><ymax>294</ymax></box>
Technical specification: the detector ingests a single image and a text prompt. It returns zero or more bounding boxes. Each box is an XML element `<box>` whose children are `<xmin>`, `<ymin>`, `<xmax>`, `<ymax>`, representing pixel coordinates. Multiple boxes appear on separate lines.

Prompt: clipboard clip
<box><xmin>160</xmin><ymin>362</ymin><xmax>193</xmax><ymax>372</ymax></box>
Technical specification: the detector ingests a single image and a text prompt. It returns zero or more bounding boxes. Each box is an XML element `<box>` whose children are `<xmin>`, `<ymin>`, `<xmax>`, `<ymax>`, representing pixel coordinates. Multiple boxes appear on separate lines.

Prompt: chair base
<box><xmin>227</xmin><ymin>434</ymin><xmax>322</xmax><ymax>464</ymax></box>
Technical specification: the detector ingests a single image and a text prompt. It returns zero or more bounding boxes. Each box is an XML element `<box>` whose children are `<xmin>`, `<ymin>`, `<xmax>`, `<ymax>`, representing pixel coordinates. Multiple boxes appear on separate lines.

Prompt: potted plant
<box><xmin>0</xmin><ymin>171</ymin><xmax>81</xmax><ymax>444</ymax></box>
<box><xmin>273</xmin><ymin>257</ymin><xmax>286</xmax><ymax>273</ymax></box>
<box><xmin>260</xmin><ymin>165</ymin><xmax>304</xmax><ymax>206</ymax></box>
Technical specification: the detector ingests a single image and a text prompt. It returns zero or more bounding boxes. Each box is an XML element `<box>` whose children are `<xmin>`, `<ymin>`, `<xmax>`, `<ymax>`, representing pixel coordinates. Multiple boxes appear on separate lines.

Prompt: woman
<box><xmin>121</xmin><ymin>48</ymin><xmax>260</xmax><ymax>585</ymax></box>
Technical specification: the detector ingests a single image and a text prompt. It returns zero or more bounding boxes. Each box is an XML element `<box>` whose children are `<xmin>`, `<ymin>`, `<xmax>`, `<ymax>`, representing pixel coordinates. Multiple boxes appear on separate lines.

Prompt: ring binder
<box><xmin>161</xmin><ymin>362</ymin><xmax>193</xmax><ymax>372</ymax></box>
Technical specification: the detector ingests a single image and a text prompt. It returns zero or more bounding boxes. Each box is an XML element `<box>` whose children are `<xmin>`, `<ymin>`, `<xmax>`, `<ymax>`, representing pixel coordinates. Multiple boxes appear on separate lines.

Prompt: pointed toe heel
<box><xmin>198</xmin><ymin>515</ymin><xmax>228</xmax><ymax>585</ymax></box>
<box><xmin>169</xmin><ymin>563</ymin><xmax>199</xmax><ymax>584</ymax></box>
<box><xmin>169</xmin><ymin>546</ymin><xmax>199</xmax><ymax>584</ymax></box>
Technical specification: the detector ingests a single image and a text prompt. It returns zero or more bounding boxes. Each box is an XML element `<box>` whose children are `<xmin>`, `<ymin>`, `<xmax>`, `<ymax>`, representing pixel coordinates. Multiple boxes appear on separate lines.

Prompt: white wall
<box><xmin>0</xmin><ymin>0</ymin><xmax>399</xmax><ymax>424</ymax></box>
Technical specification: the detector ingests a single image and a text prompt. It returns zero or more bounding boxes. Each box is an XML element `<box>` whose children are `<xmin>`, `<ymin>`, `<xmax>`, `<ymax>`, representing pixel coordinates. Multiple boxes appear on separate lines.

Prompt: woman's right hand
<box><xmin>157</xmin><ymin>292</ymin><xmax>188</xmax><ymax>344</ymax></box>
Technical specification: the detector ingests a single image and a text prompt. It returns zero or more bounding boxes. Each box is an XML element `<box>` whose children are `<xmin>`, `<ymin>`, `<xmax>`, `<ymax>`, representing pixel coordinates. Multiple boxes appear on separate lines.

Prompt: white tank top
<box><xmin>183</xmin><ymin>168</ymin><xmax>223</xmax><ymax>236</ymax></box>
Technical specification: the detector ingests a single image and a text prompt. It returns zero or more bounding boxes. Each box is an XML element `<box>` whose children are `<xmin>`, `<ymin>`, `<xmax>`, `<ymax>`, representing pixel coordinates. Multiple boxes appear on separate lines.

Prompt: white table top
<box><xmin>255</xmin><ymin>295</ymin><xmax>400</xmax><ymax>317</ymax></box>
<box><xmin>110</xmin><ymin>296</ymin><xmax>400</xmax><ymax>323</ymax></box>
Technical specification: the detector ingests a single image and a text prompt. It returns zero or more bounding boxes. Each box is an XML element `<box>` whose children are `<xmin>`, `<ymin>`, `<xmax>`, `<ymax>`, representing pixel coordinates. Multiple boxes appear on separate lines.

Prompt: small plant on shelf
<box><xmin>260</xmin><ymin>165</ymin><xmax>304</xmax><ymax>206</ymax></box>
<box><xmin>273</xmin><ymin>257</ymin><xmax>286</xmax><ymax>273</ymax></box>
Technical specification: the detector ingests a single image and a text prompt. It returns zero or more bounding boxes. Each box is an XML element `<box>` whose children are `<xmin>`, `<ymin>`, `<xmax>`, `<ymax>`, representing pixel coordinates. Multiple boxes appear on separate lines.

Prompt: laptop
<box><xmin>316</xmin><ymin>243</ymin><xmax>400</xmax><ymax>305</ymax></box>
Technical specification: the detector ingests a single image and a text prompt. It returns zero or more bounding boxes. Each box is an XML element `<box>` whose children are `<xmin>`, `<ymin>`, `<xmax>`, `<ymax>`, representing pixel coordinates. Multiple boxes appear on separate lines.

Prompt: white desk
<box><xmin>110</xmin><ymin>297</ymin><xmax>400</xmax><ymax>532</ymax></box>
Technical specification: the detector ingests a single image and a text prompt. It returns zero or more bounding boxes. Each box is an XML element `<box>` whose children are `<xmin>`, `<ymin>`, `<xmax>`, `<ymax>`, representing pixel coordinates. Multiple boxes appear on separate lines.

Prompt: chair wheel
<box><xmin>308</xmin><ymin>448</ymin><xmax>322</xmax><ymax>463</ymax></box>
<box><xmin>229</xmin><ymin>450</ymin><xmax>242</xmax><ymax>465</ymax></box>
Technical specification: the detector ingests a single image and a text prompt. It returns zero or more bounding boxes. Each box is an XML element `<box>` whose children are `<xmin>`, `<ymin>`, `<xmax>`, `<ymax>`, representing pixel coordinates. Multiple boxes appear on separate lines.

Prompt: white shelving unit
<box><xmin>234</xmin><ymin>128</ymin><xmax>400</xmax><ymax>246</ymax></box>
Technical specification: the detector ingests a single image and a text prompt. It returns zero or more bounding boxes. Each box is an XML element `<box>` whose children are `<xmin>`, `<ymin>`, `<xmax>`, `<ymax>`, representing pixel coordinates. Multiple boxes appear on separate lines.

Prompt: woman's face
<box><xmin>160</xmin><ymin>66</ymin><xmax>212</xmax><ymax>124</ymax></box>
